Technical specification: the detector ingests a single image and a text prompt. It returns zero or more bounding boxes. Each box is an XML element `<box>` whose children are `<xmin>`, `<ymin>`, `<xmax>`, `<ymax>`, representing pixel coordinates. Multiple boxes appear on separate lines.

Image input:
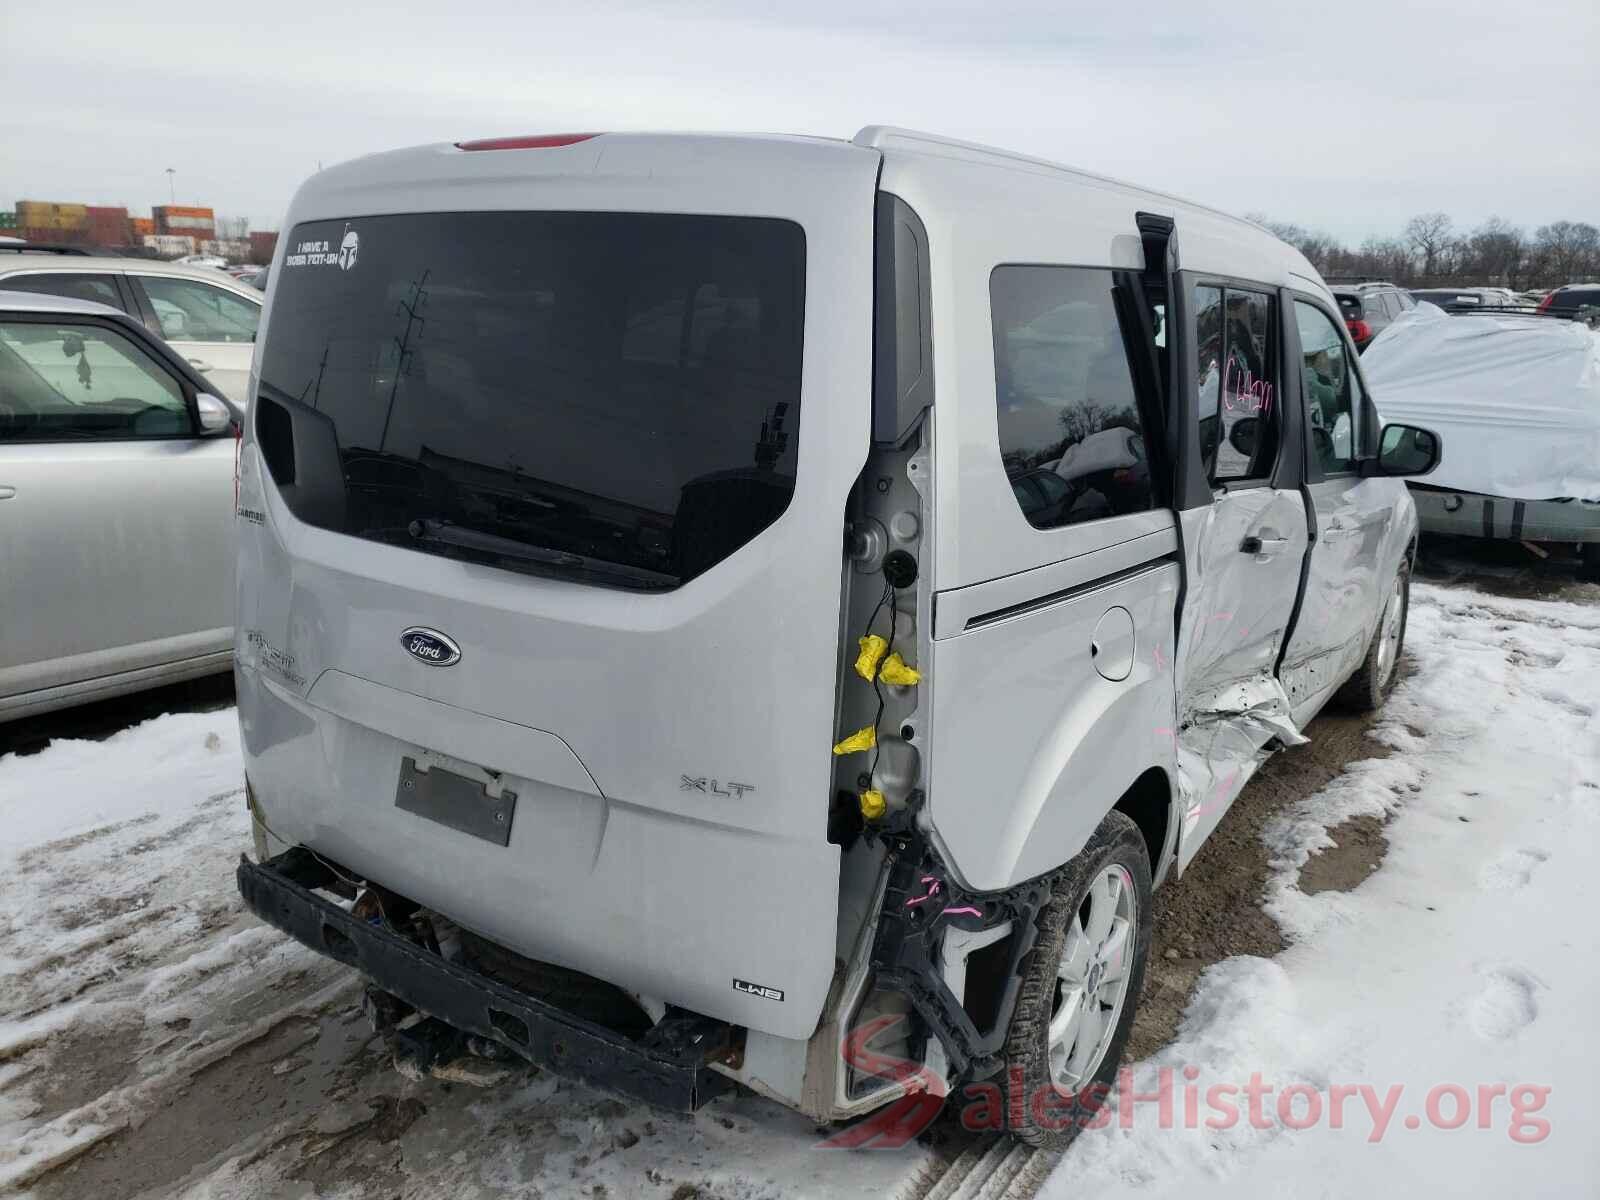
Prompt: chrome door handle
<box><xmin>1240</xmin><ymin>535</ymin><xmax>1289</xmax><ymax>554</ymax></box>
<box><xmin>0</xmin><ymin>486</ymin><xmax>14</xmax><ymax>500</ymax></box>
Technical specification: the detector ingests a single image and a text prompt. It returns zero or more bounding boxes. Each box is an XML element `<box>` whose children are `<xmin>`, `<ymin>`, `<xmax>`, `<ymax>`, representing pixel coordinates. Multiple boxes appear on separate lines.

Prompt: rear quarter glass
<box><xmin>255</xmin><ymin>211</ymin><xmax>807</xmax><ymax>589</ymax></box>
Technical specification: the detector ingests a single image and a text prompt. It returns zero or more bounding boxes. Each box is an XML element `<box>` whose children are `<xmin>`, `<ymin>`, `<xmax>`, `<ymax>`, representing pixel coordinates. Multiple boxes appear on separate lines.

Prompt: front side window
<box><xmin>990</xmin><ymin>266</ymin><xmax>1156</xmax><ymax>530</ymax></box>
<box><xmin>0</xmin><ymin>321</ymin><xmax>192</xmax><ymax>441</ymax></box>
<box><xmin>138</xmin><ymin>276</ymin><xmax>260</xmax><ymax>343</ymax></box>
<box><xmin>1</xmin><ymin>272</ymin><xmax>125</xmax><ymax>311</ymax></box>
<box><xmin>1194</xmin><ymin>284</ymin><xmax>1279</xmax><ymax>485</ymax></box>
<box><xmin>256</xmin><ymin>211</ymin><xmax>805</xmax><ymax>590</ymax></box>
<box><xmin>1295</xmin><ymin>301</ymin><xmax>1360</xmax><ymax>474</ymax></box>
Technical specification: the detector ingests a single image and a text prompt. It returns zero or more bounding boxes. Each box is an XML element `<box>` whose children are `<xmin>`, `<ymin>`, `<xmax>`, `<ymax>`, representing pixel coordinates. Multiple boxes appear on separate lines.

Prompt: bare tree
<box><xmin>1465</xmin><ymin>217</ymin><xmax>1525</xmax><ymax>287</ymax></box>
<box><xmin>1532</xmin><ymin>221</ymin><xmax>1600</xmax><ymax>285</ymax></box>
<box><xmin>1404</xmin><ymin>212</ymin><xmax>1455</xmax><ymax>278</ymax></box>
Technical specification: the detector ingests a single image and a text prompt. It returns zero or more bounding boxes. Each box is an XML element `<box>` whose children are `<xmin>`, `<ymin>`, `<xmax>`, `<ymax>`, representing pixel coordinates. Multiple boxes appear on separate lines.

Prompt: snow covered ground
<box><xmin>1041</xmin><ymin>582</ymin><xmax>1600</xmax><ymax>1196</ymax></box>
<box><xmin>0</xmin><ymin>579</ymin><xmax>1595</xmax><ymax>1198</ymax></box>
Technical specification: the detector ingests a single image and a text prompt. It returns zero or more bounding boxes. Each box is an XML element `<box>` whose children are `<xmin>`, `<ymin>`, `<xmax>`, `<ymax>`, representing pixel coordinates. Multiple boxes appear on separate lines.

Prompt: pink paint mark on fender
<box><xmin>942</xmin><ymin>906</ymin><xmax>983</xmax><ymax>919</ymax></box>
<box><xmin>1152</xmin><ymin>644</ymin><xmax>1169</xmax><ymax>672</ymax></box>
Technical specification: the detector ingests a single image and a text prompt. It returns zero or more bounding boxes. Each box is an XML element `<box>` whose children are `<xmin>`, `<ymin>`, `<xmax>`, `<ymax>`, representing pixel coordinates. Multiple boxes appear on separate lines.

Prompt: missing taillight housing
<box><xmin>455</xmin><ymin>133</ymin><xmax>599</xmax><ymax>151</ymax></box>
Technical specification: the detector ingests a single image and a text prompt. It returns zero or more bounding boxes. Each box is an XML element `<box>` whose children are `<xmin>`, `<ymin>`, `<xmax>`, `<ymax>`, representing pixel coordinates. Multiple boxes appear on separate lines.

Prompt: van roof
<box><xmin>291</xmin><ymin>128</ymin><xmax>1324</xmax><ymax>295</ymax></box>
<box><xmin>860</xmin><ymin>126</ymin><xmax>1325</xmax><ymax>294</ymax></box>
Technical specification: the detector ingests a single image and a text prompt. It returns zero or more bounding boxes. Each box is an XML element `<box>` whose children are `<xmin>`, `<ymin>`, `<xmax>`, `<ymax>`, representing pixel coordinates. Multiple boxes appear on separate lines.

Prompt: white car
<box><xmin>234</xmin><ymin>128</ymin><xmax>1441</xmax><ymax>1147</ymax></box>
<box><xmin>0</xmin><ymin>247</ymin><xmax>262</xmax><ymax>403</ymax></box>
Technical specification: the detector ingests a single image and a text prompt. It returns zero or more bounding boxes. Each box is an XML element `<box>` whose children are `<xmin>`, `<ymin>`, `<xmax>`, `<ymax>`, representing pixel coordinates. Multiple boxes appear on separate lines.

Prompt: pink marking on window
<box><xmin>1223</xmin><ymin>356</ymin><xmax>1275</xmax><ymax>417</ymax></box>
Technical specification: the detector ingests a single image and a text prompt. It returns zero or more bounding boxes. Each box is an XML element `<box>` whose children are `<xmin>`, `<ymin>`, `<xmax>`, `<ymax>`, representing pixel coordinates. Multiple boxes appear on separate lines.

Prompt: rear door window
<box><xmin>1193</xmin><ymin>284</ymin><xmax>1279</xmax><ymax>486</ymax></box>
<box><xmin>255</xmin><ymin>211</ymin><xmax>806</xmax><ymax>590</ymax></box>
<box><xmin>134</xmin><ymin>276</ymin><xmax>260</xmax><ymax>343</ymax></box>
<box><xmin>1</xmin><ymin>272</ymin><xmax>127</xmax><ymax>311</ymax></box>
<box><xmin>989</xmin><ymin>265</ymin><xmax>1156</xmax><ymax>530</ymax></box>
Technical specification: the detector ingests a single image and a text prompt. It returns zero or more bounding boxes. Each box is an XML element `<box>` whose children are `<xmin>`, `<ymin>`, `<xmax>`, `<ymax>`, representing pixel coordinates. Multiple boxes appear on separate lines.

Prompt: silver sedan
<box><xmin>0</xmin><ymin>290</ymin><xmax>240</xmax><ymax>721</ymax></box>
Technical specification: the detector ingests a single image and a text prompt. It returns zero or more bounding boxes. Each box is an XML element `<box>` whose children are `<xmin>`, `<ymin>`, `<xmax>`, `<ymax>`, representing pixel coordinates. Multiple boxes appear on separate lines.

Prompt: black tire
<box><xmin>1000</xmin><ymin>810</ymin><xmax>1153</xmax><ymax>1149</ymax></box>
<box><xmin>1337</xmin><ymin>558</ymin><xmax>1411</xmax><ymax>712</ymax></box>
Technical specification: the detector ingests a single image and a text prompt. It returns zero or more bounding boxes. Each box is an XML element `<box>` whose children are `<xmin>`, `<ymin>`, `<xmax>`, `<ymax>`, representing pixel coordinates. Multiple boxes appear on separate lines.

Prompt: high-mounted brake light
<box><xmin>455</xmin><ymin>133</ymin><xmax>600</xmax><ymax>152</ymax></box>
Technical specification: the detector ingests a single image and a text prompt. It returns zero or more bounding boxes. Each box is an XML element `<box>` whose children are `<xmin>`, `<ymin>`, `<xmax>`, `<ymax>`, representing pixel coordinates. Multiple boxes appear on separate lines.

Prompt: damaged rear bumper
<box><xmin>236</xmin><ymin>848</ymin><xmax>734</xmax><ymax>1111</ymax></box>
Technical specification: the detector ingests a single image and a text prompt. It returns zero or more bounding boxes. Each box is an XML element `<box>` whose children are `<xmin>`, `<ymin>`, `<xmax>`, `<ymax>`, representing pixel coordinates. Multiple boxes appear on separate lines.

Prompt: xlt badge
<box><xmin>400</xmin><ymin>627</ymin><xmax>461</xmax><ymax>666</ymax></box>
<box><xmin>681</xmin><ymin>776</ymin><xmax>756</xmax><ymax>798</ymax></box>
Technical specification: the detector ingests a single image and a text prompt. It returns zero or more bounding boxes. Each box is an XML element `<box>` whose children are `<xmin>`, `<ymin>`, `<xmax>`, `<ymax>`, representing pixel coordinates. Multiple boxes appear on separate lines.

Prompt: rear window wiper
<box><xmin>407</xmin><ymin>518</ymin><xmax>680</xmax><ymax>590</ymax></box>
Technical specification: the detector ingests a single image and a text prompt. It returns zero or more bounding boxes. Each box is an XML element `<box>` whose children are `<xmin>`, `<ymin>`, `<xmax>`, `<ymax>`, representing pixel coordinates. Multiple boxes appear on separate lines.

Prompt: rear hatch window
<box><xmin>256</xmin><ymin>211</ymin><xmax>806</xmax><ymax>590</ymax></box>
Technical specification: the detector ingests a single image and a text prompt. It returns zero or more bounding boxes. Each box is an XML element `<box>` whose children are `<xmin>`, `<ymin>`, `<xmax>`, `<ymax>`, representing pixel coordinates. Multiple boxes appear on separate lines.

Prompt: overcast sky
<box><xmin>5</xmin><ymin>0</ymin><xmax>1594</xmax><ymax>243</ymax></box>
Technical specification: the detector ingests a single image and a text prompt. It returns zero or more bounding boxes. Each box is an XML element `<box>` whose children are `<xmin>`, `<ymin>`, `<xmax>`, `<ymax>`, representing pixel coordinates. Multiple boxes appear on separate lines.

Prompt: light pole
<box><xmin>165</xmin><ymin>168</ymin><xmax>176</xmax><ymax>205</ymax></box>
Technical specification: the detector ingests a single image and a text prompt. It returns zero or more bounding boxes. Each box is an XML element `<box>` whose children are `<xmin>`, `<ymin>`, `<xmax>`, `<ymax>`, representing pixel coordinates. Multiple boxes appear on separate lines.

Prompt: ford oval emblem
<box><xmin>400</xmin><ymin>627</ymin><xmax>461</xmax><ymax>667</ymax></box>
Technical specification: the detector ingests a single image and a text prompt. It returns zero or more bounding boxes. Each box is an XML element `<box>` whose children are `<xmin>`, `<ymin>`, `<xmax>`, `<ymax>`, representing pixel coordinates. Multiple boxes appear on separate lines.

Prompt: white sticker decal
<box><xmin>284</xmin><ymin>226</ymin><xmax>358</xmax><ymax>271</ymax></box>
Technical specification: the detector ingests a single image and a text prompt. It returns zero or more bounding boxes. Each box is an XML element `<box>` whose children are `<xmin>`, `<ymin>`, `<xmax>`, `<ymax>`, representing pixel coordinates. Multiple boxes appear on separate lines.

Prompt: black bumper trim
<box><xmin>236</xmin><ymin>851</ymin><xmax>732</xmax><ymax>1111</ymax></box>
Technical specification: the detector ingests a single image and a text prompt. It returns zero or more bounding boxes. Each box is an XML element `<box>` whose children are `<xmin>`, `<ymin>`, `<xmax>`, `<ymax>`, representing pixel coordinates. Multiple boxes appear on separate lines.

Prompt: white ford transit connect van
<box><xmin>234</xmin><ymin>127</ymin><xmax>1440</xmax><ymax>1146</ymax></box>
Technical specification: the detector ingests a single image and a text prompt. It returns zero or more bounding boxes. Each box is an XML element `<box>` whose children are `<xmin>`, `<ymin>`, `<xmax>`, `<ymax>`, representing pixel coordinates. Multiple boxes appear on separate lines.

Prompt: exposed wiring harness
<box><xmin>866</xmin><ymin>580</ymin><xmax>900</xmax><ymax>785</ymax></box>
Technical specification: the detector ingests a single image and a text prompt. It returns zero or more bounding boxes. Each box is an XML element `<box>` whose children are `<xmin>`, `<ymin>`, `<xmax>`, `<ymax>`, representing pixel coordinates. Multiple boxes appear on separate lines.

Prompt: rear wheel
<box><xmin>1338</xmin><ymin>559</ymin><xmax>1410</xmax><ymax>712</ymax></box>
<box><xmin>1000</xmin><ymin>810</ymin><xmax>1153</xmax><ymax>1149</ymax></box>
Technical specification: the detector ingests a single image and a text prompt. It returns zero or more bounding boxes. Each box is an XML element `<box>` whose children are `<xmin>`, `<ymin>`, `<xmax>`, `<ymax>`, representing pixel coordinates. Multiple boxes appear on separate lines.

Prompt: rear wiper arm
<box><xmin>407</xmin><ymin>519</ymin><xmax>680</xmax><ymax>588</ymax></box>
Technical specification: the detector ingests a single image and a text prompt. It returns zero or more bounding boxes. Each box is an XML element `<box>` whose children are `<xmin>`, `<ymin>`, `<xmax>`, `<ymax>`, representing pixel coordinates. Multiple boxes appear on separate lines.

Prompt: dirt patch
<box><xmin>1127</xmin><ymin>692</ymin><xmax>1397</xmax><ymax>1060</ymax></box>
<box><xmin>1416</xmin><ymin>533</ymin><xmax>1600</xmax><ymax>603</ymax></box>
<box><xmin>31</xmin><ymin>1006</ymin><xmax>371</xmax><ymax>1200</ymax></box>
<box><xmin>13</xmin><ymin>1009</ymin><xmax>144</xmax><ymax>1127</ymax></box>
<box><xmin>1298</xmin><ymin>813</ymin><xmax>1389</xmax><ymax>894</ymax></box>
<box><xmin>290</xmin><ymin>1093</ymin><xmax>429</xmax><ymax>1195</ymax></box>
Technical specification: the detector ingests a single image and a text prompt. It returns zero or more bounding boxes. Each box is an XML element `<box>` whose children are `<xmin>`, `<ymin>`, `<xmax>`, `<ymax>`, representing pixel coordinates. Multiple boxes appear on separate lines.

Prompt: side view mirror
<box><xmin>195</xmin><ymin>392</ymin><xmax>233</xmax><ymax>435</ymax></box>
<box><xmin>1365</xmin><ymin>423</ymin><xmax>1441</xmax><ymax>477</ymax></box>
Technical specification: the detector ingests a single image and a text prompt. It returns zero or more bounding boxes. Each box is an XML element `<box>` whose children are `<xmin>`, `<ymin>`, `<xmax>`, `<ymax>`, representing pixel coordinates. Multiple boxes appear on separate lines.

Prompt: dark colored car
<box><xmin>1332</xmin><ymin>283</ymin><xmax>1414</xmax><ymax>352</ymax></box>
<box><xmin>1408</xmin><ymin>288</ymin><xmax>1490</xmax><ymax>312</ymax></box>
<box><xmin>1538</xmin><ymin>285</ymin><xmax>1600</xmax><ymax>316</ymax></box>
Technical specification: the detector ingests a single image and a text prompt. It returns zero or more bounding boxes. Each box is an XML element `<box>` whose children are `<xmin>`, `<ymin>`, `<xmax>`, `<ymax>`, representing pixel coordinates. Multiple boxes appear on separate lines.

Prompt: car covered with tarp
<box><xmin>1364</xmin><ymin>304</ymin><xmax>1600</xmax><ymax>568</ymax></box>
